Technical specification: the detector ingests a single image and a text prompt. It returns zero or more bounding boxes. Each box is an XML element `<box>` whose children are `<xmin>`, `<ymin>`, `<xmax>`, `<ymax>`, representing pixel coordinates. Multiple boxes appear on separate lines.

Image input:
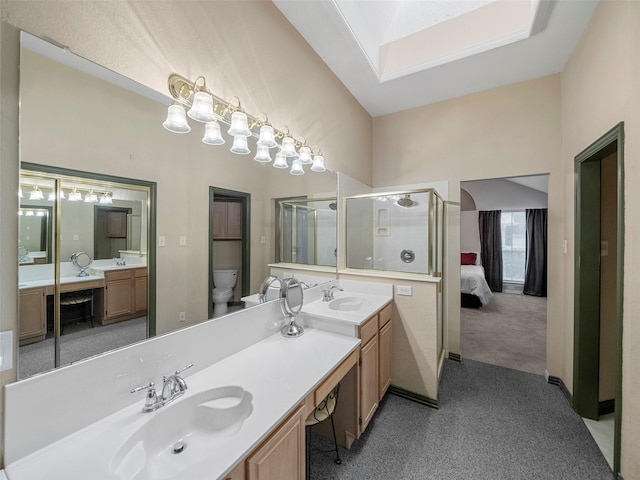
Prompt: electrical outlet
<box><xmin>158</xmin><ymin>235</ymin><xmax>166</xmax><ymax>247</ymax></box>
<box><xmin>73</xmin><ymin>234</ymin><xmax>79</xmax><ymax>241</ymax></box>
<box><xmin>179</xmin><ymin>312</ymin><xmax>186</xmax><ymax>322</ymax></box>
<box><xmin>396</xmin><ymin>285</ymin><xmax>412</xmax><ymax>296</ymax></box>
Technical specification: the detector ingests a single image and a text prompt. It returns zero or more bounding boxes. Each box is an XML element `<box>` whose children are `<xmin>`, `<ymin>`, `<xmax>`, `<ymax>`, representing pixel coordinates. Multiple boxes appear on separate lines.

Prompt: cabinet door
<box><xmin>105</xmin><ymin>278</ymin><xmax>133</xmax><ymax>319</ymax></box>
<box><xmin>106</xmin><ymin>211</ymin><xmax>127</xmax><ymax>238</ymax></box>
<box><xmin>225</xmin><ymin>202</ymin><xmax>243</xmax><ymax>239</ymax></box>
<box><xmin>134</xmin><ymin>273</ymin><xmax>148</xmax><ymax>313</ymax></box>
<box><xmin>359</xmin><ymin>335</ymin><xmax>379</xmax><ymax>434</ymax></box>
<box><xmin>223</xmin><ymin>461</ymin><xmax>245</xmax><ymax>480</ymax></box>
<box><xmin>246</xmin><ymin>405</ymin><xmax>305</xmax><ymax>480</ymax></box>
<box><xmin>19</xmin><ymin>288</ymin><xmax>46</xmax><ymax>342</ymax></box>
<box><xmin>212</xmin><ymin>202</ymin><xmax>227</xmax><ymax>239</ymax></box>
<box><xmin>379</xmin><ymin>319</ymin><xmax>393</xmax><ymax>400</ymax></box>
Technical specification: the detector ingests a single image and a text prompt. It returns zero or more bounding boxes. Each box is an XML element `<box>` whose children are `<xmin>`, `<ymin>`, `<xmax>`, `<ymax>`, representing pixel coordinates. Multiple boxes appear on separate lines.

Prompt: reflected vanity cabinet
<box><xmin>106</xmin><ymin>210</ymin><xmax>127</xmax><ymax>238</ymax></box>
<box><xmin>103</xmin><ymin>267</ymin><xmax>147</xmax><ymax>324</ymax></box>
<box><xmin>213</xmin><ymin>201</ymin><xmax>242</xmax><ymax>240</ymax></box>
<box><xmin>358</xmin><ymin>302</ymin><xmax>393</xmax><ymax>435</ymax></box>
<box><xmin>19</xmin><ymin>287</ymin><xmax>47</xmax><ymax>345</ymax></box>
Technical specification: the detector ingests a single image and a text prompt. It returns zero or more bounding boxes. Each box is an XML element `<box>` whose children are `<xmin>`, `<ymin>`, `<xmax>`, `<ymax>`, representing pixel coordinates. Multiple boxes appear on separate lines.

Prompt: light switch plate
<box><xmin>158</xmin><ymin>235</ymin><xmax>166</xmax><ymax>247</ymax></box>
<box><xmin>396</xmin><ymin>285</ymin><xmax>412</xmax><ymax>296</ymax></box>
<box><xmin>179</xmin><ymin>235</ymin><xmax>187</xmax><ymax>246</ymax></box>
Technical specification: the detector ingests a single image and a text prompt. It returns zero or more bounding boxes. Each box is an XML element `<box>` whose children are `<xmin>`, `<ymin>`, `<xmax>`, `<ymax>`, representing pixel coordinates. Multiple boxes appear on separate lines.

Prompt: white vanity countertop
<box><xmin>302</xmin><ymin>291</ymin><xmax>392</xmax><ymax>325</ymax></box>
<box><xmin>18</xmin><ymin>275</ymin><xmax>105</xmax><ymax>290</ymax></box>
<box><xmin>4</xmin><ymin>329</ymin><xmax>360</xmax><ymax>480</ymax></box>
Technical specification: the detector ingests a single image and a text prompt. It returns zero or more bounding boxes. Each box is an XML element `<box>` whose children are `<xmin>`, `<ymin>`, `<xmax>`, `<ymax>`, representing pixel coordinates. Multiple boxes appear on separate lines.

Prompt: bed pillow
<box><xmin>461</xmin><ymin>252</ymin><xmax>477</xmax><ymax>265</ymax></box>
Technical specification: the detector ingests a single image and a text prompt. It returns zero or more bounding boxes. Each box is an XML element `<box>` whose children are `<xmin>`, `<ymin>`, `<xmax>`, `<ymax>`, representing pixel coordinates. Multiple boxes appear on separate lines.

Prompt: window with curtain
<box><xmin>501</xmin><ymin>211</ymin><xmax>526</xmax><ymax>283</ymax></box>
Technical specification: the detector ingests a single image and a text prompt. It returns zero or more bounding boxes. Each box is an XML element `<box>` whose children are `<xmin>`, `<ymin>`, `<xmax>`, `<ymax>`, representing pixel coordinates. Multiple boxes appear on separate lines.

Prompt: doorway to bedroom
<box><xmin>459</xmin><ymin>175</ymin><xmax>548</xmax><ymax>375</ymax></box>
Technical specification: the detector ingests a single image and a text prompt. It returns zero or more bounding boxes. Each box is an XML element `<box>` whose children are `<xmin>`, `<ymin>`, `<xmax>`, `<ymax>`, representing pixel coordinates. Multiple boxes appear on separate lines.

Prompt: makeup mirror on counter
<box><xmin>279</xmin><ymin>278</ymin><xmax>305</xmax><ymax>338</ymax></box>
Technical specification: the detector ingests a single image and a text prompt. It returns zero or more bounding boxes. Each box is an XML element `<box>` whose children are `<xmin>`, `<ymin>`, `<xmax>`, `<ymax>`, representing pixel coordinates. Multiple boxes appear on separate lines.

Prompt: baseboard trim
<box><xmin>547</xmin><ymin>375</ymin><xmax>573</xmax><ymax>404</ymax></box>
<box><xmin>448</xmin><ymin>352</ymin><xmax>462</xmax><ymax>362</ymax></box>
<box><xmin>599</xmin><ymin>399</ymin><xmax>615</xmax><ymax>416</ymax></box>
<box><xmin>617</xmin><ymin>474</ymin><xmax>624</xmax><ymax>480</ymax></box>
<box><xmin>388</xmin><ymin>385</ymin><xmax>439</xmax><ymax>409</ymax></box>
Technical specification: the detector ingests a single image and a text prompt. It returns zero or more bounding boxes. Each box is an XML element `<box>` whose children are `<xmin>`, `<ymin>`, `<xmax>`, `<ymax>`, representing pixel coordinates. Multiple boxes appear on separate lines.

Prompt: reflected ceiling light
<box><xmin>99</xmin><ymin>192</ymin><xmax>113</xmax><ymax>205</ymax></box>
<box><xmin>68</xmin><ymin>188</ymin><xmax>82</xmax><ymax>202</ymax></box>
<box><xmin>290</xmin><ymin>158</ymin><xmax>305</xmax><ymax>176</ymax></box>
<box><xmin>164</xmin><ymin>74</ymin><xmax>328</xmax><ymax>176</ymax></box>
<box><xmin>254</xmin><ymin>144</ymin><xmax>272</xmax><ymax>163</ymax></box>
<box><xmin>84</xmin><ymin>190</ymin><xmax>98</xmax><ymax>203</ymax></box>
<box><xmin>202</xmin><ymin>120</ymin><xmax>225</xmax><ymax>145</ymax></box>
<box><xmin>162</xmin><ymin>104</ymin><xmax>191</xmax><ymax>133</ymax></box>
<box><xmin>273</xmin><ymin>150</ymin><xmax>289</xmax><ymax>169</ymax></box>
<box><xmin>230</xmin><ymin>135</ymin><xmax>250</xmax><ymax>155</ymax></box>
<box><xmin>48</xmin><ymin>189</ymin><xmax>65</xmax><ymax>201</ymax></box>
<box><xmin>29</xmin><ymin>186</ymin><xmax>44</xmax><ymax>201</ymax></box>
<box><xmin>18</xmin><ymin>187</ymin><xmax>23</xmax><ymax>198</ymax></box>
<box><xmin>25</xmin><ymin>210</ymin><xmax>34</xmax><ymax>216</ymax></box>
<box><xmin>18</xmin><ymin>210</ymin><xmax>23</xmax><ymax>216</ymax></box>
<box><xmin>36</xmin><ymin>211</ymin><xmax>45</xmax><ymax>217</ymax></box>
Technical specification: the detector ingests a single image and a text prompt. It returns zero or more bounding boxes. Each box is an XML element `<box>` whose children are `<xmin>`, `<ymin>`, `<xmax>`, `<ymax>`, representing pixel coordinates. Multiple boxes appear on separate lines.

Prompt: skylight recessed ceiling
<box><xmin>273</xmin><ymin>0</ymin><xmax>599</xmax><ymax>116</ymax></box>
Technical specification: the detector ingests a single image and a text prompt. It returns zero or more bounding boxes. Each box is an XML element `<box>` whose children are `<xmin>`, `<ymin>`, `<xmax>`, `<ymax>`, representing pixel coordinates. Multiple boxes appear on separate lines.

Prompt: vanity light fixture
<box><xmin>290</xmin><ymin>158</ymin><xmax>305</xmax><ymax>176</ymax></box>
<box><xmin>36</xmin><ymin>210</ymin><xmax>45</xmax><ymax>217</ymax></box>
<box><xmin>163</xmin><ymin>74</ymin><xmax>328</xmax><ymax>175</ymax></box>
<box><xmin>68</xmin><ymin>188</ymin><xmax>82</xmax><ymax>202</ymax></box>
<box><xmin>29</xmin><ymin>185</ymin><xmax>44</xmax><ymax>201</ymax></box>
<box><xmin>48</xmin><ymin>189</ymin><xmax>65</xmax><ymax>201</ymax></box>
<box><xmin>18</xmin><ymin>187</ymin><xmax>23</xmax><ymax>198</ymax></box>
<box><xmin>25</xmin><ymin>210</ymin><xmax>34</xmax><ymax>216</ymax></box>
<box><xmin>84</xmin><ymin>190</ymin><xmax>98</xmax><ymax>203</ymax></box>
<box><xmin>99</xmin><ymin>192</ymin><xmax>113</xmax><ymax>205</ymax></box>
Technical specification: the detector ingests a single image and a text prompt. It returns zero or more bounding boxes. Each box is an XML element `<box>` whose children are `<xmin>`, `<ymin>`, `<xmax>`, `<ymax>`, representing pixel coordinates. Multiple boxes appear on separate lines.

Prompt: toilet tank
<box><xmin>213</xmin><ymin>269</ymin><xmax>238</xmax><ymax>289</ymax></box>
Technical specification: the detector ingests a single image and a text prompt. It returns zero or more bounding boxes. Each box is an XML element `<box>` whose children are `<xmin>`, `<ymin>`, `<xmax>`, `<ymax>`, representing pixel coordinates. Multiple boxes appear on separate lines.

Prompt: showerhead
<box><xmin>396</xmin><ymin>194</ymin><xmax>417</xmax><ymax>208</ymax></box>
<box><xmin>329</xmin><ymin>202</ymin><xmax>337</xmax><ymax>211</ymax></box>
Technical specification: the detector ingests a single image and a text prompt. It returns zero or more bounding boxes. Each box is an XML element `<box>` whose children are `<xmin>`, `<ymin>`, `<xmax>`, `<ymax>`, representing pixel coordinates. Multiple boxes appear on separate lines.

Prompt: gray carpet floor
<box><xmin>18</xmin><ymin>316</ymin><xmax>147</xmax><ymax>379</ymax></box>
<box><xmin>309</xmin><ymin>359</ymin><xmax>612</xmax><ymax>480</ymax></box>
<box><xmin>461</xmin><ymin>292</ymin><xmax>547</xmax><ymax>375</ymax></box>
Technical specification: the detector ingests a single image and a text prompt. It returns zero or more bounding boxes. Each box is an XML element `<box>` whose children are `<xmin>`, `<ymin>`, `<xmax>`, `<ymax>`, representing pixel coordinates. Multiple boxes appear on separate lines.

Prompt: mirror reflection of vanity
<box><xmin>15</xmin><ymin>31</ymin><xmax>338</xmax><ymax>380</ymax></box>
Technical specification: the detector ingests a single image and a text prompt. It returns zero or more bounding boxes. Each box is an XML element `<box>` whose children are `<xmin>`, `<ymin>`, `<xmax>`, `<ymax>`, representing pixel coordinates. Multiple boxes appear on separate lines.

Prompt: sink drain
<box><xmin>172</xmin><ymin>441</ymin><xmax>187</xmax><ymax>454</ymax></box>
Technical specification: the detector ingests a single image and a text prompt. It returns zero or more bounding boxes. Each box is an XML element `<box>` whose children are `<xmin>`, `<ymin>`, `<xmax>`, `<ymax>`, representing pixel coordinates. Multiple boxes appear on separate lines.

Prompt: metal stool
<box><xmin>60</xmin><ymin>290</ymin><xmax>94</xmax><ymax>334</ymax></box>
<box><xmin>306</xmin><ymin>384</ymin><xmax>341</xmax><ymax>479</ymax></box>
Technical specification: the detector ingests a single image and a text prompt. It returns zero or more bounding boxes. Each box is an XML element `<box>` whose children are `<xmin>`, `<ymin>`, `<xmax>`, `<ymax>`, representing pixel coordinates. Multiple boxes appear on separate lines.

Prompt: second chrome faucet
<box><xmin>131</xmin><ymin>363</ymin><xmax>193</xmax><ymax>412</ymax></box>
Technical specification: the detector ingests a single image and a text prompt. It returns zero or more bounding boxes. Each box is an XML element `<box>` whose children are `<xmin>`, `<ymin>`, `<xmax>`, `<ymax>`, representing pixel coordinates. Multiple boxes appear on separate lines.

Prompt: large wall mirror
<box><xmin>15</xmin><ymin>30</ymin><xmax>337</xmax><ymax>381</ymax></box>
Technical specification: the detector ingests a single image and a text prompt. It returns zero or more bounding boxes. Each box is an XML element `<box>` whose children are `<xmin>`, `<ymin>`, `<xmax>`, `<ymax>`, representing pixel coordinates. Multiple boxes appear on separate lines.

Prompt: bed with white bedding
<box><xmin>460</xmin><ymin>264</ymin><xmax>493</xmax><ymax>306</ymax></box>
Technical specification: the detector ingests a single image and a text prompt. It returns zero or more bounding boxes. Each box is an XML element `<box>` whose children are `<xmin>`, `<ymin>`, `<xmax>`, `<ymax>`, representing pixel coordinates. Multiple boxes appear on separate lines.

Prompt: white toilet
<box><xmin>212</xmin><ymin>269</ymin><xmax>238</xmax><ymax>317</ymax></box>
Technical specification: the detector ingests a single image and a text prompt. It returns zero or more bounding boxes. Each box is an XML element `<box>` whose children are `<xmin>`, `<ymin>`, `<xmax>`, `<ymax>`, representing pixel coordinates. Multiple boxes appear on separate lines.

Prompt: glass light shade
<box><xmin>298</xmin><ymin>146</ymin><xmax>312</xmax><ymax>165</ymax></box>
<box><xmin>254</xmin><ymin>144</ymin><xmax>272</xmax><ymax>163</ymax></box>
<box><xmin>230</xmin><ymin>135</ymin><xmax>250</xmax><ymax>155</ymax></box>
<box><xmin>311</xmin><ymin>154</ymin><xmax>326</xmax><ymax>172</ymax></box>
<box><xmin>84</xmin><ymin>191</ymin><xmax>98</xmax><ymax>203</ymax></box>
<box><xmin>68</xmin><ymin>189</ymin><xmax>82</xmax><ymax>202</ymax></box>
<box><xmin>18</xmin><ymin>211</ymin><xmax>23</xmax><ymax>216</ymax></box>
<box><xmin>281</xmin><ymin>137</ymin><xmax>298</xmax><ymax>158</ymax></box>
<box><xmin>29</xmin><ymin>187</ymin><xmax>44</xmax><ymax>201</ymax></box>
<box><xmin>36</xmin><ymin>211</ymin><xmax>45</xmax><ymax>217</ymax></box>
<box><xmin>48</xmin><ymin>190</ymin><xmax>65</xmax><ymax>201</ymax></box>
<box><xmin>163</xmin><ymin>104</ymin><xmax>191</xmax><ymax>133</ymax></box>
<box><xmin>18</xmin><ymin>187</ymin><xmax>23</xmax><ymax>198</ymax></box>
<box><xmin>187</xmin><ymin>92</ymin><xmax>216</xmax><ymax>123</ymax></box>
<box><xmin>100</xmin><ymin>193</ymin><xmax>113</xmax><ymax>205</ymax></box>
<box><xmin>227</xmin><ymin>111</ymin><xmax>251</xmax><ymax>137</ymax></box>
<box><xmin>25</xmin><ymin>211</ymin><xmax>34</xmax><ymax>216</ymax></box>
<box><xmin>290</xmin><ymin>158</ymin><xmax>305</xmax><ymax>176</ymax></box>
<box><xmin>273</xmin><ymin>150</ymin><xmax>289</xmax><ymax>168</ymax></box>
<box><xmin>202</xmin><ymin>121</ymin><xmax>225</xmax><ymax>145</ymax></box>
<box><xmin>257</xmin><ymin>125</ymin><xmax>277</xmax><ymax>148</ymax></box>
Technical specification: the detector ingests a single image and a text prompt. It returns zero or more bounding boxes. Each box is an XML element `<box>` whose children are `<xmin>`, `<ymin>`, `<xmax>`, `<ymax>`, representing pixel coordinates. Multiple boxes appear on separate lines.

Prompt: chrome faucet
<box><xmin>299</xmin><ymin>281</ymin><xmax>317</xmax><ymax>289</ymax></box>
<box><xmin>322</xmin><ymin>285</ymin><xmax>344</xmax><ymax>302</ymax></box>
<box><xmin>131</xmin><ymin>363</ymin><xmax>193</xmax><ymax>412</ymax></box>
<box><xmin>113</xmin><ymin>257</ymin><xmax>127</xmax><ymax>266</ymax></box>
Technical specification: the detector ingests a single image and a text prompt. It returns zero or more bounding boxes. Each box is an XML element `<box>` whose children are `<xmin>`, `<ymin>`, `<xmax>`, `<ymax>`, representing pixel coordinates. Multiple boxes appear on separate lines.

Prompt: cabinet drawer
<box><xmin>134</xmin><ymin>268</ymin><xmax>147</xmax><ymax>278</ymax></box>
<box><xmin>378</xmin><ymin>302</ymin><xmax>392</xmax><ymax>329</ymax></box>
<box><xmin>105</xmin><ymin>269</ymin><xmax>132</xmax><ymax>281</ymax></box>
<box><xmin>359</xmin><ymin>315</ymin><xmax>378</xmax><ymax>344</ymax></box>
<box><xmin>314</xmin><ymin>349</ymin><xmax>358</xmax><ymax>406</ymax></box>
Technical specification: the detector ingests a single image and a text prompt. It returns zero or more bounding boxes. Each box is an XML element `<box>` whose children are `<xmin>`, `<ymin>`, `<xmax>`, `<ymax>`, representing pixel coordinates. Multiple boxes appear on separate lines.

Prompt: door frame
<box><xmin>208</xmin><ymin>187</ymin><xmax>251</xmax><ymax>319</ymax></box>
<box><xmin>573</xmin><ymin>122</ymin><xmax>624</xmax><ymax>476</ymax></box>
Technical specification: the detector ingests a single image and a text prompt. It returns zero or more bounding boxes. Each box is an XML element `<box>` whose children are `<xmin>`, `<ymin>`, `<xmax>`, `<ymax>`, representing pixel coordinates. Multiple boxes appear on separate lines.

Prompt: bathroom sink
<box><xmin>110</xmin><ymin>386</ymin><xmax>253</xmax><ymax>480</ymax></box>
<box><xmin>328</xmin><ymin>296</ymin><xmax>371</xmax><ymax>312</ymax></box>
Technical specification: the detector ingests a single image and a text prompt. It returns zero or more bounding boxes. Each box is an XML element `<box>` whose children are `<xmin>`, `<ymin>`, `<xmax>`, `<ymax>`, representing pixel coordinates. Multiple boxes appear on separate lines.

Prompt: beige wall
<box><xmin>372</xmin><ymin>74</ymin><xmax>562</xmax><ymax>373</ymax></box>
<box><xmin>561</xmin><ymin>1</ymin><xmax>640</xmax><ymax>476</ymax></box>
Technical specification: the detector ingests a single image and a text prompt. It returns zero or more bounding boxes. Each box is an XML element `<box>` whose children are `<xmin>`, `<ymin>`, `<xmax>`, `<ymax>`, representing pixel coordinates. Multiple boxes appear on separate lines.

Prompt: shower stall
<box><xmin>344</xmin><ymin>189</ymin><xmax>444</xmax><ymax>277</ymax></box>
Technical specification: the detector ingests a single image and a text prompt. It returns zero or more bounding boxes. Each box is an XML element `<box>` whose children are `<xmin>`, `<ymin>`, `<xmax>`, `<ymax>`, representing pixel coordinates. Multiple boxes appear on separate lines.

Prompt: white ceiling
<box><xmin>273</xmin><ymin>0</ymin><xmax>599</xmax><ymax>117</ymax></box>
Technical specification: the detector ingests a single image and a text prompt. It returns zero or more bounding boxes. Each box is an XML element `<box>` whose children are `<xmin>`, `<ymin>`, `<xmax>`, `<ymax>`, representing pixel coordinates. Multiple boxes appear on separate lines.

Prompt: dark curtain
<box><xmin>478</xmin><ymin>210</ymin><xmax>503</xmax><ymax>292</ymax></box>
<box><xmin>524</xmin><ymin>208</ymin><xmax>548</xmax><ymax>296</ymax></box>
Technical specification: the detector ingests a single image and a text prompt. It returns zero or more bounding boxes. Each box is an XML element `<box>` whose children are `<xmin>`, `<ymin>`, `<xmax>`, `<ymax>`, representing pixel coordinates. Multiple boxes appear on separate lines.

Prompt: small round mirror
<box><xmin>71</xmin><ymin>252</ymin><xmax>93</xmax><ymax>277</ymax></box>
<box><xmin>280</xmin><ymin>278</ymin><xmax>304</xmax><ymax>337</ymax></box>
<box><xmin>258</xmin><ymin>275</ymin><xmax>282</xmax><ymax>304</ymax></box>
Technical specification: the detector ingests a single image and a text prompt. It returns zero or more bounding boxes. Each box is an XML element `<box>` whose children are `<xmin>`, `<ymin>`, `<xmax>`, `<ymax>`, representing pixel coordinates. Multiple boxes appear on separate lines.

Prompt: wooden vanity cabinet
<box><xmin>378</xmin><ymin>303</ymin><xmax>393</xmax><ymax>399</ymax></box>
<box><xmin>246</xmin><ymin>404</ymin><xmax>306</xmax><ymax>480</ymax></box>
<box><xmin>103</xmin><ymin>267</ymin><xmax>147</xmax><ymax>324</ymax></box>
<box><xmin>19</xmin><ymin>287</ymin><xmax>46</xmax><ymax>345</ymax></box>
